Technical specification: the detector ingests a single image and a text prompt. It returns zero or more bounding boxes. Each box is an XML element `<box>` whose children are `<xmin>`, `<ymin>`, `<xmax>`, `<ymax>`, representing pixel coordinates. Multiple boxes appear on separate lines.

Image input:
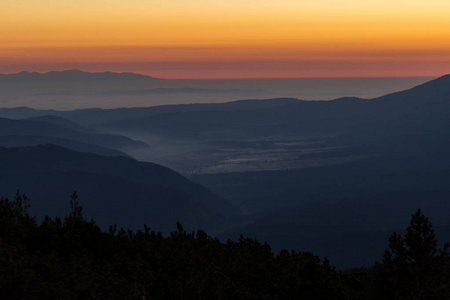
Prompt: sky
<box><xmin>1</xmin><ymin>0</ymin><xmax>450</xmax><ymax>78</ymax></box>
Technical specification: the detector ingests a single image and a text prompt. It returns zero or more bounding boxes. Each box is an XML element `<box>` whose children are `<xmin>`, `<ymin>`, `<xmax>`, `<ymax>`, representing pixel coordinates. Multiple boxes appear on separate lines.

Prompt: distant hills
<box><xmin>0</xmin><ymin>116</ymin><xmax>148</xmax><ymax>156</ymax></box>
<box><xmin>0</xmin><ymin>70</ymin><xmax>158</xmax><ymax>81</ymax></box>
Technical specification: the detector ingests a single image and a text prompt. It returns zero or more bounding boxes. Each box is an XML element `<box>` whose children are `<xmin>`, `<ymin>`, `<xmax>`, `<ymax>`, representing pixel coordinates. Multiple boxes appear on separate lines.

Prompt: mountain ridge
<box><xmin>0</xmin><ymin>70</ymin><xmax>159</xmax><ymax>81</ymax></box>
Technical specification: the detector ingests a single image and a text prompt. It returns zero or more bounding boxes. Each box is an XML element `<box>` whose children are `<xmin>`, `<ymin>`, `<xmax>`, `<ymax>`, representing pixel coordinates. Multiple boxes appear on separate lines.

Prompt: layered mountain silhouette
<box><xmin>0</xmin><ymin>116</ymin><xmax>147</xmax><ymax>155</ymax></box>
<box><xmin>0</xmin><ymin>107</ymin><xmax>57</xmax><ymax>119</ymax></box>
<box><xmin>65</xmin><ymin>75</ymin><xmax>448</xmax><ymax>161</ymax></box>
<box><xmin>1</xmin><ymin>74</ymin><xmax>450</xmax><ymax>267</ymax></box>
<box><xmin>1</xmin><ymin>74</ymin><xmax>449</xmax><ymax>169</ymax></box>
<box><xmin>0</xmin><ymin>135</ymin><xmax>128</xmax><ymax>158</ymax></box>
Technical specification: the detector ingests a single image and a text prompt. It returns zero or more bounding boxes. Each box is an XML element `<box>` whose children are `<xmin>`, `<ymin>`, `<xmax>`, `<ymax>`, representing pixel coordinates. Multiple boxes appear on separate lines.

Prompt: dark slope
<box><xmin>335</xmin><ymin>75</ymin><xmax>450</xmax><ymax>154</ymax></box>
<box><xmin>0</xmin><ymin>135</ymin><xmax>129</xmax><ymax>157</ymax></box>
<box><xmin>0</xmin><ymin>145</ymin><xmax>238</xmax><ymax>232</ymax></box>
<box><xmin>221</xmin><ymin>201</ymin><xmax>450</xmax><ymax>269</ymax></box>
<box><xmin>192</xmin><ymin>153</ymin><xmax>450</xmax><ymax>213</ymax></box>
<box><xmin>0</xmin><ymin>117</ymin><xmax>147</xmax><ymax>151</ymax></box>
<box><xmin>15</xmin><ymin>144</ymin><xmax>238</xmax><ymax>216</ymax></box>
<box><xmin>193</xmin><ymin>153</ymin><xmax>450</xmax><ymax>267</ymax></box>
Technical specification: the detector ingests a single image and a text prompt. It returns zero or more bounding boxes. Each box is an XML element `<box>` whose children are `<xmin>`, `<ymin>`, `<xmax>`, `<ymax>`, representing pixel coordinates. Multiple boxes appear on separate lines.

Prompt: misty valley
<box><xmin>1</xmin><ymin>71</ymin><xmax>450</xmax><ymax>298</ymax></box>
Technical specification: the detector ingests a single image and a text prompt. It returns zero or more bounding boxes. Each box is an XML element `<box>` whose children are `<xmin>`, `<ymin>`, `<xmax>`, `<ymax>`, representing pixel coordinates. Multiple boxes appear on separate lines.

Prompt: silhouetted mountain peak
<box><xmin>371</xmin><ymin>74</ymin><xmax>450</xmax><ymax>106</ymax></box>
<box><xmin>433</xmin><ymin>73</ymin><xmax>450</xmax><ymax>80</ymax></box>
<box><xmin>406</xmin><ymin>74</ymin><xmax>450</xmax><ymax>90</ymax></box>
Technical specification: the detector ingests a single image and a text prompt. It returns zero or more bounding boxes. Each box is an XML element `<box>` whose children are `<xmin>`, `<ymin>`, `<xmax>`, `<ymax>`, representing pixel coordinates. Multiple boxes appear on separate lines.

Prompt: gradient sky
<box><xmin>1</xmin><ymin>0</ymin><xmax>450</xmax><ymax>78</ymax></box>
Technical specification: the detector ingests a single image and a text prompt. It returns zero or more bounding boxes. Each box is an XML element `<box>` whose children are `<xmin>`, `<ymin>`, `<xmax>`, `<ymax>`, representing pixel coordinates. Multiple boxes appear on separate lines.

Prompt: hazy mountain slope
<box><xmin>0</xmin><ymin>145</ymin><xmax>238</xmax><ymax>232</ymax></box>
<box><xmin>97</xmin><ymin>97</ymin><xmax>367</xmax><ymax>140</ymax></box>
<box><xmin>54</xmin><ymin>98</ymin><xmax>302</xmax><ymax>126</ymax></box>
<box><xmin>0</xmin><ymin>107</ymin><xmax>57</xmax><ymax>119</ymax></box>
<box><xmin>23</xmin><ymin>115</ymin><xmax>94</xmax><ymax>133</ymax></box>
<box><xmin>0</xmin><ymin>135</ymin><xmax>129</xmax><ymax>157</ymax></box>
<box><xmin>0</xmin><ymin>117</ymin><xmax>147</xmax><ymax>151</ymax></box>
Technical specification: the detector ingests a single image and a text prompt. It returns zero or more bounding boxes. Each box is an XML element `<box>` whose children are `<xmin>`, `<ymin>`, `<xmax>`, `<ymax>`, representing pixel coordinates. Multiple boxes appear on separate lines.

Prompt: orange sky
<box><xmin>1</xmin><ymin>0</ymin><xmax>450</xmax><ymax>78</ymax></box>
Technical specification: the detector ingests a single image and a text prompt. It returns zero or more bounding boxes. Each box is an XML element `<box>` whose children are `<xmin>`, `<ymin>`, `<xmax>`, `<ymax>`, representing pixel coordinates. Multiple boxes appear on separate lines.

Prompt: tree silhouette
<box><xmin>4</xmin><ymin>192</ymin><xmax>450</xmax><ymax>299</ymax></box>
<box><xmin>376</xmin><ymin>209</ymin><xmax>450</xmax><ymax>299</ymax></box>
<box><xmin>69</xmin><ymin>191</ymin><xmax>83</xmax><ymax>220</ymax></box>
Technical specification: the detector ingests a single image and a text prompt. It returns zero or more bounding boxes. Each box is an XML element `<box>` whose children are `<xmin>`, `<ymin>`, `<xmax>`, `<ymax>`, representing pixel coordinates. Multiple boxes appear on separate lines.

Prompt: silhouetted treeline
<box><xmin>1</xmin><ymin>192</ymin><xmax>449</xmax><ymax>299</ymax></box>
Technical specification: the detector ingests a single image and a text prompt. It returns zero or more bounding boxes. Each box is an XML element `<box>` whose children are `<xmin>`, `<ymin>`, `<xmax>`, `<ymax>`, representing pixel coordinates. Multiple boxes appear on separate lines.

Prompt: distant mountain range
<box><xmin>0</xmin><ymin>70</ymin><xmax>432</xmax><ymax>109</ymax></box>
<box><xmin>2</xmin><ymin>74</ymin><xmax>446</xmax><ymax>145</ymax></box>
<box><xmin>2</xmin><ymin>74</ymin><xmax>450</xmax><ymax>167</ymax></box>
<box><xmin>0</xmin><ymin>70</ymin><xmax>158</xmax><ymax>81</ymax></box>
<box><xmin>91</xmin><ymin>75</ymin><xmax>450</xmax><ymax>154</ymax></box>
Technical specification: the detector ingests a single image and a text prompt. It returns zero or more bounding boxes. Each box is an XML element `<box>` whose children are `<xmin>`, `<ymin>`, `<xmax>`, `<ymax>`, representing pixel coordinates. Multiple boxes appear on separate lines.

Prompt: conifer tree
<box><xmin>376</xmin><ymin>209</ymin><xmax>450</xmax><ymax>299</ymax></box>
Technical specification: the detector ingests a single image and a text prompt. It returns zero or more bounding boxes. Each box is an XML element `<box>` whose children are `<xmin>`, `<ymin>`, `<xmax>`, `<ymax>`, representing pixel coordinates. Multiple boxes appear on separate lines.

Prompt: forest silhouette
<box><xmin>1</xmin><ymin>192</ymin><xmax>449</xmax><ymax>299</ymax></box>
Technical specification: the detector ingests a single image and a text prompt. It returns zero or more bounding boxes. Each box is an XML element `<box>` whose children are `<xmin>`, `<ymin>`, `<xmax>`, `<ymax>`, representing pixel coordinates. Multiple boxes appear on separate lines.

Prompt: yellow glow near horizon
<box><xmin>1</xmin><ymin>0</ymin><xmax>450</xmax><ymax>77</ymax></box>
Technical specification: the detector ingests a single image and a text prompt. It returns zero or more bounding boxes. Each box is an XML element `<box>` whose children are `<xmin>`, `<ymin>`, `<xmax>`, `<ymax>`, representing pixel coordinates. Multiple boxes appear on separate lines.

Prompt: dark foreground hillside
<box><xmin>1</xmin><ymin>193</ymin><xmax>449</xmax><ymax>299</ymax></box>
<box><xmin>0</xmin><ymin>145</ymin><xmax>238</xmax><ymax>233</ymax></box>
